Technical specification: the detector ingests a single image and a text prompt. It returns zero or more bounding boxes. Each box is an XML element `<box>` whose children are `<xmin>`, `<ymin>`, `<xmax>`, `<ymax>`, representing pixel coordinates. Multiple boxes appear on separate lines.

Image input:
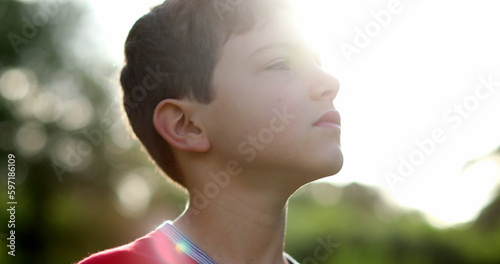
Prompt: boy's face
<box><xmin>198</xmin><ymin>11</ymin><xmax>342</xmax><ymax>184</ymax></box>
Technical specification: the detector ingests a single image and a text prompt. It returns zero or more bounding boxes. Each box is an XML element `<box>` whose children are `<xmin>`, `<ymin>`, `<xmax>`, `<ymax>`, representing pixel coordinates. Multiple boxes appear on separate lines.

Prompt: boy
<box><xmin>78</xmin><ymin>0</ymin><xmax>342</xmax><ymax>263</ymax></box>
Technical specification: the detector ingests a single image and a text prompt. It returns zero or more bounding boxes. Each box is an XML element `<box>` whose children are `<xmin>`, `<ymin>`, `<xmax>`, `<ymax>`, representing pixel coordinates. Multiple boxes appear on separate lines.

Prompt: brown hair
<box><xmin>120</xmin><ymin>0</ymin><xmax>289</xmax><ymax>187</ymax></box>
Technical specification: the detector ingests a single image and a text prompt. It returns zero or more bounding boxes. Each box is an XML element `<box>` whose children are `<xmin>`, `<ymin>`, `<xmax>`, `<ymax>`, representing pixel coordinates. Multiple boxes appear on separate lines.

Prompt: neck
<box><xmin>174</xmin><ymin>178</ymin><xmax>291</xmax><ymax>264</ymax></box>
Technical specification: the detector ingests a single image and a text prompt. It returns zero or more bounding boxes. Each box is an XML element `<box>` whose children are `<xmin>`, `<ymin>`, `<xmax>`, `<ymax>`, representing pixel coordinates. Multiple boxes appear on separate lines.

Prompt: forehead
<box><xmin>220</xmin><ymin>11</ymin><xmax>306</xmax><ymax>60</ymax></box>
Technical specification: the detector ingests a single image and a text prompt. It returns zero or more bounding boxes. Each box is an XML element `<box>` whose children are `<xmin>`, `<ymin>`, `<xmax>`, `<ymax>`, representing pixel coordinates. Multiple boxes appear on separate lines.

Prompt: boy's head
<box><xmin>121</xmin><ymin>0</ymin><xmax>342</xmax><ymax>190</ymax></box>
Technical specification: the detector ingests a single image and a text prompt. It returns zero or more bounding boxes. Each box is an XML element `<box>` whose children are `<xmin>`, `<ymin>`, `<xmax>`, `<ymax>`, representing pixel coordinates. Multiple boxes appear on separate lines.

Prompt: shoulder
<box><xmin>77</xmin><ymin>244</ymin><xmax>152</xmax><ymax>264</ymax></box>
<box><xmin>76</xmin><ymin>229</ymin><xmax>196</xmax><ymax>264</ymax></box>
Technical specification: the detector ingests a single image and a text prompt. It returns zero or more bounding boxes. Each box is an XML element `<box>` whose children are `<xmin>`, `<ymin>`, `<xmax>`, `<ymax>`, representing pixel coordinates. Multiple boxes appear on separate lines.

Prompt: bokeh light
<box><xmin>32</xmin><ymin>90</ymin><xmax>63</xmax><ymax>123</ymax></box>
<box><xmin>0</xmin><ymin>68</ymin><xmax>36</xmax><ymax>101</ymax></box>
<box><xmin>115</xmin><ymin>172</ymin><xmax>153</xmax><ymax>218</ymax></box>
<box><xmin>49</xmin><ymin>135</ymin><xmax>93</xmax><ymax>173</ymax></box>
<box><xmin>15</xmin><ymin>121</ymin><xmax>47</xmax><ymax>156</ymax></box>
<box><xmin>57</xmin><ymin>96</ymin><xmax>94</xmax><ymax>130</ymax></box>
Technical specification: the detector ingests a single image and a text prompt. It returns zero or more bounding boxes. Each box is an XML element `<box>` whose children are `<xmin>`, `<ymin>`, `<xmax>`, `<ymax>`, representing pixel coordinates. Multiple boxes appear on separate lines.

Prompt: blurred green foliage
<box><xmin>0</xmin><ymin>1</ymin><xmax>499</xmax><ymax>264</ymax></box>
<box><xmin>286</xmin><ymin>182</ymin><xmax>500</xmax><ymax>264</ymax></box>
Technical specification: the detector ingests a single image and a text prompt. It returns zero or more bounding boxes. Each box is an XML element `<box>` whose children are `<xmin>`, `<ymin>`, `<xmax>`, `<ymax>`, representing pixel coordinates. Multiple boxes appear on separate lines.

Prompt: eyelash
<box><xmin>265</xmin><ymin>59</ymin><xmax>292</xmax><ymax>71</ymax></box>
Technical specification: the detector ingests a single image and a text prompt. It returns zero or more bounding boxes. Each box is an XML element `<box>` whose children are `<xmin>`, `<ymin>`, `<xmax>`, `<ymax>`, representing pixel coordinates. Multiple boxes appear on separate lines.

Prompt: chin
<box><xmin>316</xmin><ymin>152</ymin><xmax>344</xmax><ymax>178</ymax></box>
<box><xmin>293</xmin><ymin>159</ymin><xmax>342</xmax><ymax>187</ymax></box>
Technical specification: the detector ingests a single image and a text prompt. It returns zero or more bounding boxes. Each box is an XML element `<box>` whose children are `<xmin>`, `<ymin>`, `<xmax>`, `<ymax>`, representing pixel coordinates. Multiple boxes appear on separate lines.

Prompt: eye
<box><xmin>265</xmin><ymin>59</ymin><xmax>292</xmax><ymax>71</ymax></box>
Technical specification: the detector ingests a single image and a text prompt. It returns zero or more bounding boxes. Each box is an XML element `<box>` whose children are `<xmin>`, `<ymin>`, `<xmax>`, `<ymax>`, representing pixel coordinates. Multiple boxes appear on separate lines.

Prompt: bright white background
<box><xmin>85</xmin><ymin>0</ymin><xmax>500</xmax><ymax>227</ymax></box>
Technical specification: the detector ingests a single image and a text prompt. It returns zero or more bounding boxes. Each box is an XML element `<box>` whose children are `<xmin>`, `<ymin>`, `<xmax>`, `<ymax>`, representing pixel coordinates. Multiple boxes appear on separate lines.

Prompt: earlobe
<box><xmin>153</xmin><ymin>99</ymin><xmax>210</xmax><ymax>152</ymax></box>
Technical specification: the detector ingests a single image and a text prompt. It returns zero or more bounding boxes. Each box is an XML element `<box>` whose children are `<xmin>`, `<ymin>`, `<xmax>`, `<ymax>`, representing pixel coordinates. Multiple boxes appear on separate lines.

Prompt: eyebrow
<box><xmin>250</xmin><ymin>42</ymin><xmax>302</xmax><ymax>57</ymax></box>
<box><xmin>250</xmin><ymin>42</ymin><xmax>322</xmax><ymax>65</ymax></box>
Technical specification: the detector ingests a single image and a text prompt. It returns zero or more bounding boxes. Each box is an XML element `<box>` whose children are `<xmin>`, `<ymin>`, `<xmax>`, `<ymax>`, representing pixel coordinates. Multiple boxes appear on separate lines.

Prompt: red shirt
<box><xmin>77</xmin><ymin>227</ymin><xmax>197</xmax><ymax>264</ymax></box>
<box><xmin>77</xmin><ymin>221</ymin><xmax>299</xmax><ymax>264</ymax></box>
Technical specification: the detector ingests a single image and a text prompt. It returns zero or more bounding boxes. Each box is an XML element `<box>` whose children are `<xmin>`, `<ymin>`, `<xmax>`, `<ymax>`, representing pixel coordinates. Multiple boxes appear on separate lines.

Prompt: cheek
<box><xmin>242</xmin><ymin>101</ymin><xmax>286</xmax><ymax>138</ymax></box>
<box><xmin>247</xmin><ymin>85</ymin><xmax>307</xmax><ymax>143</ymax></box>
<box><xmin>250</xmin><ymin>92</ymin><xmax>301</xmax><ymax>128</ymax></box>
<box><xmin>210</xmin><ymin>97</ymin><xmax>298</xmax><ymax>155</ymax></box>
<box><xmin>245</xmin><ymin>97</ymin><xmax>306</xmax><ymax>154</ymax></box>
<box><xmin>207</xmin><ymin>76</ymin><xmax>307</xmax><ymax>154</ymax></box>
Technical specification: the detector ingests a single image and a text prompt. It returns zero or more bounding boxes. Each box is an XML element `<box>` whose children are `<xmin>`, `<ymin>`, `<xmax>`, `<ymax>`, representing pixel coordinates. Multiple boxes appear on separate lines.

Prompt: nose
<box><xmin>309</xmin><ymin>67</ymin><xmax>340</xmax><ymax>103</ymax></box>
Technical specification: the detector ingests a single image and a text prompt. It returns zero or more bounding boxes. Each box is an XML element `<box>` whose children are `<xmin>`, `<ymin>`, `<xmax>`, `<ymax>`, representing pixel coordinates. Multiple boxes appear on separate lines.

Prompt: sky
<box><xmin>85</xmin><ymin>0</ymin><xmax>500</xmax><ymax>227</ymax></box>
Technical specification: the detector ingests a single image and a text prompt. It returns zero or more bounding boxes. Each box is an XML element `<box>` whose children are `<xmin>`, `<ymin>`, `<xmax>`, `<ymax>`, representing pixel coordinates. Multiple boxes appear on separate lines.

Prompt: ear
<box><xmin>153</xmin><ymin>99</ymin><xmax>210</xmax><ymax>152</ymax></box>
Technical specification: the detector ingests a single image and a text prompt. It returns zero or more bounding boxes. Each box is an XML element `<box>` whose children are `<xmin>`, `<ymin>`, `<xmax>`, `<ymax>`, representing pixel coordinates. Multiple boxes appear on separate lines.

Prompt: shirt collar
<box><xmin>157</xmin><ymin>221</ymin><xmax>300</xmax><ymax>264</ymax></box>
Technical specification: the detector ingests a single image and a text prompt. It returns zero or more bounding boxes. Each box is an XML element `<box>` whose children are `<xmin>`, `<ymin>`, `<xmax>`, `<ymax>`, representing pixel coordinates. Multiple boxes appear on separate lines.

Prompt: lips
<box><xmin>313</xmin><ymin>110</ymin><xmax>341</xmax><ymax>129</ymax></box>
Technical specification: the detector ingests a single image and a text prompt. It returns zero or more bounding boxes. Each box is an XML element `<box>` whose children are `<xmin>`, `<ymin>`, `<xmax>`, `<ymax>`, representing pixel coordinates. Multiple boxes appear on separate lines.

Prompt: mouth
<box><xmin>313</xmin><ymin>110</ymin><xmax>341</xmax><ymax>130</ymax></box>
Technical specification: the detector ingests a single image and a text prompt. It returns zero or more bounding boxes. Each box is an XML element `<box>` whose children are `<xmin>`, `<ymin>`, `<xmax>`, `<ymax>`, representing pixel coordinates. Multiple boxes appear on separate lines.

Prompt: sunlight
<box><xmin>291</xmin><ymin>0</ymin><xmax>500</xmax><ymax>228</ymax></box>
<box><xmin>456</xmin><ymin>159</ymin><xmax>500</xmax><ymax>218</ymax></box>
<box><xmin>291</xmin><ymin>0</ymin><xmax>339</xmax><ymax>70</ymax></box>
<box><xmin>292</xmin><ymin>1</ymin><xmax>329</xmax><ymax>48</ymax></box>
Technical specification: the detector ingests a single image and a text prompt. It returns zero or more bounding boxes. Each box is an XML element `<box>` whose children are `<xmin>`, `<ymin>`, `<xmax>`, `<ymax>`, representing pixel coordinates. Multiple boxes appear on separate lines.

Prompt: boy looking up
<box><xmin>78</xmin><ymin>0</ymin><xmax>342</xmax><ymax>263</ymax></box>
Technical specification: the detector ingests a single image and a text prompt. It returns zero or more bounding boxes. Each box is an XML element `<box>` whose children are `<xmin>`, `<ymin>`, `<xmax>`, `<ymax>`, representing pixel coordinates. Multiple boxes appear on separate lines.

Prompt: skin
<box><xmin>153</xmin><ymin>10</ymin><xmax>342</xmax><ymax>264</ymax></box>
